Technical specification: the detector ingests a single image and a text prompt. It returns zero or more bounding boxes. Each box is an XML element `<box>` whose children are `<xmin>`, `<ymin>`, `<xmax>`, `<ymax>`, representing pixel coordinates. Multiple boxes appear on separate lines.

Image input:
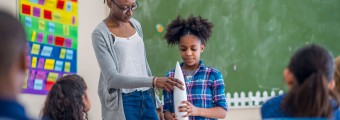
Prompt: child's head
<box><xmin>282</xmin><ymin>44</ymin><xmax>339</xmax><ymax>117</ymax></box>
<box><xmin>41</xmin><ymin>75</ymin><xmax>91</xmax><ymax>120</ymax></box>
<box><xmin>0</xmin><ymin>11</ymin><xmax>27</xmax><ymax>99</ymax></box>
<box><xmin>164</xmin><ymin>15</ymin><xmax>213</xmax><ymax>68</ymax></box>
<box><xmin>284</xmin><ymin>44</ymin><xmax>334</xmax><ymax>88</ymax></box>
<box><xmin>334</xmin><ymin>56</ymin><xmax>340</xmax><ymax>93</ymax></box>
<box><xmin>105</xmin><ymin>0</ymin><xmax>138</xmax><ymax>23</ymax></box>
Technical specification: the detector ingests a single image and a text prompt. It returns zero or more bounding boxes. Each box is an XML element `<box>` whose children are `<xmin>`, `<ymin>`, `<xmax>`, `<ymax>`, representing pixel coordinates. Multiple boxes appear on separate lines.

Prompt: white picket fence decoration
<box><xmin>226</xmin><ymin>90</ymin><xmax>284</xmax><ymax>108</ymax></box>
<box><xmin>160</xmin><ymin>90</ymin><xmax>284</xmax><ymax>109</ymax></box>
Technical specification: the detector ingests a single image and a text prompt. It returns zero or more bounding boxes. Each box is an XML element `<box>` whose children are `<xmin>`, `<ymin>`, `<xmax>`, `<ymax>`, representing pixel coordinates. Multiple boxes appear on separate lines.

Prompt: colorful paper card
<box><xmin>64</xmin><ymin>62</ymin><xmax>70</xmax><ymax>72</ymax></box>
<box><xmin>31</xmin><ymin>44</ymin><xmax>40</xmax><ymax>55</ymax></box>
<box><xmin>25</xmin><ymin>17</ymin><xmax>32</xmax><ymax>27</ymax></box>
<box><xmin>41</xmin><ymin>46</ymin><xmax>53</xmax><ymax>57</ymax></box>
<box><xmin>56</xmin><ymin>0</ymin><xmax>65</xmax><ymax>9</ymax></box>
<box><xmin>37</xmin><ymin>58</ymin><xmax>45</xmax><ymax>69</ymax></box>
<box><xmin>66</xmin><ymin>1</ymin><xmax>72</xmax><ymax>12</ymax></box>
<box><xmin>45</xmin><ymin>81</ymin><xmax>54</xmax><ymax>91</ymax></box>
<box><xmin>43</xmin><ymin>10</ymin><xmax>52</xmax><ymax>20</ymax></box>
<box><xmin>22</xmin><ymin>79</ymin><xmax>28</xmax><ymax>89</ymax></box>
<box><xmin>29</xmin><ymin>70</ymin><xmax>36</xmax><ymax>80</ymax></box>
<box><xmin>31</xmin><ymin>57</ymin><xmax>37</xmax><ymax>68</ymax></box>
<box><xmin>63</xmin><ymin>25</ymin><xmax>69</xmax><ymax>35</ymax></box>
<box><xmin>36</xmin><ymin>71</ymin><xmax>47</xmax><ymax>80</ymax></box>
<box><xmin>48</xmin><ymin>22</ymin><xmax>55</xmax><ymax>32</ymax></box>
<box><xmin>53</xmin><ymin>12</ymin><xmax>61</xmax><ymax>22</ymax></box>
<box><xmin>22</xmin><ymin>70</ymin><xmax>29</xmax><ymax>89</ymax></box>
<box><xmin>66</xmin><ymin>49</ymin><xmax>73</xmax><ymax>60</ymax></box>
<box><xmin>22</xmin><ymin>4</ymin><xmax>31</xmax><ymax>15</ymax></box>
<box><xmin>47</xmin><ymin>34</ymin><xmax>54</xmax><ymax>44</ymax></box>
<box><xmin>54</xmin><ymin>60</ymin><xmax>63</xmax><ymax>71</ymax></box>
<box><xmin>26</xmin><ymin>56</ymin><xmax>31</xmax><ymax>68</ymax></box>
<box><xmin>47</xmin><ymin>72</ymin><xmax>59</xmax><ymax>82</ymax></box>
<box><xmin>45</xmin><ymin>0</ymin><xmax>57</xmax><ymax>8</ymax></box>
<box><xmin>59</xmin><ymin>48</ymin><xmax>66</xmax><ymax>59</ymax></box>
<box><xmin>31</xmin><ymin>31</ymin><xmax>37</xmax><ymax>42</ymax></box>
<box><xmin>72</xmin><ymin>16</ymin><xmax>75</xmax><ymax>25</ymax></box>
<box><xmin>65</xmin><ymin>38</ymin><xmax>72</xmax><ymax>48</ymax></box>
<box><xmin>38</xmin><ymin>0</ymin><xmax>45</xmax><ymax>5</ymax></box>
<box><xmin>45</xmin><ymin>81</ymin><xmax>54</xmax><ymax>90</ymax></box>
<box><xmin>28</xmin><ymin>78</ymin><xmax>35</xmax><ymax>89</ymax></box>
<box><xmin>34</xmin><ymin>79</ymin><xmax>43</xmax><ymax>90</ymax></box>
<box><xmin>38</xmin><ymin>20</ymin><xmax>45</xmax><ymax>30</ymax></box>
<box><xmin>30</xmin><ymin>0</ymin><xmax>38</xmax><ymax>3</ymax></box>
<box><xmin>55</xmin><ymin>36</ymin><xmax>64</xmax><ymax>46</ymax></box>
<box><xmin>37</xmin><ymin>33</ymin><xmax>43</xmax><ymax>42</ymax></box>
<box><xmin>33</xmin><ymin>7</ymin><xmax>40</xmax><ymax>18</ymax></box>
<box><xmin>44</xmin><ymin>59</ymin><xmax>55</xmax><ymax>70</ymax></box>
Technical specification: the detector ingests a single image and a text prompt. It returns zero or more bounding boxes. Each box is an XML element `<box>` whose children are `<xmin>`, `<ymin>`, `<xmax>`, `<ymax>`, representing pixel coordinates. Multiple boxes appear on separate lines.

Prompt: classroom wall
<box><xmin>0</xmin><ymin>0</ymin><xmax>260</xmax><ymax>120</ymax></box>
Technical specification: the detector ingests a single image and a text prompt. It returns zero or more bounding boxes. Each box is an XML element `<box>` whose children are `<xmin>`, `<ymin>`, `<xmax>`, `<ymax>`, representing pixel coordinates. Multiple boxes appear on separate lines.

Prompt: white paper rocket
<box><xmin>174</xmin><ymin>61</ymin><xmax>188</xmax><ymax>120</ymax></box>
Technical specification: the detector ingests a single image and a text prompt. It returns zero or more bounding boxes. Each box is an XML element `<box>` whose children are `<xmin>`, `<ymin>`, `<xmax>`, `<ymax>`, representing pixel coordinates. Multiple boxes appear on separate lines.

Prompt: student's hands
<box><xmin>156</xmin><ymin>105</ymin><xmax>165</xmax><ymax>120</ymax></box>
<box><xmin>179</xmin><ymin>101</ymin><xmax>200</xmax><ymax>117</ymax></box>
<box><xmin>155</xmin><ymin>77</ymin><xmax>184</xmax><ymax>92</ymax></box>
<box><xmin>164</xmin><ymin>111</ymin><xmax>177</xmax><ymax>120</ymax></box>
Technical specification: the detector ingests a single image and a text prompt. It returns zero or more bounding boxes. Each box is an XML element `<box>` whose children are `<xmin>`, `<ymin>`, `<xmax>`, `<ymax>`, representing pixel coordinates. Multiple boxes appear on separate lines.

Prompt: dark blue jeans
<box><xmin>122</xmin><ymin>89</ymin><xmax>159</xmax><ymax>120</ymax></box>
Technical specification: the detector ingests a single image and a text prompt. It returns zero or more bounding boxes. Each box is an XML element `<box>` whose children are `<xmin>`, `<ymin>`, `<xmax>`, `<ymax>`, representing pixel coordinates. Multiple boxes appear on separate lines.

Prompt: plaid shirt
<box><xmin>163</xmin><ymin>61</ymin><xmax>228</xmax><ymax>120</ymax></box>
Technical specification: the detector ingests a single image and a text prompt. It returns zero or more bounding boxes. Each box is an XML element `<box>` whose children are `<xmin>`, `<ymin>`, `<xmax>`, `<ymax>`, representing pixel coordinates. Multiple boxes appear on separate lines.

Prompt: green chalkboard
<box><xmin>133</xmin><ymin>0</ymin><xmax>340</xmax><ymax>93</ymax></box>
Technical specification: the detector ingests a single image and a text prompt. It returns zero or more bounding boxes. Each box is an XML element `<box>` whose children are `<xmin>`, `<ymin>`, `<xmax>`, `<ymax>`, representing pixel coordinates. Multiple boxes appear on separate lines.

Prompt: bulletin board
<box><xmin>18</xmin><ymin>0</ymin><xmax>78</xmax><ymax>94</ymax></box>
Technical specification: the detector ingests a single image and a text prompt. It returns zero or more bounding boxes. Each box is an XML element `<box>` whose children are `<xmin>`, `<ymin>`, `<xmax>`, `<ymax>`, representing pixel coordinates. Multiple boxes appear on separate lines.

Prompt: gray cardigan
<box><xmin>92</xmin><ymin>18</ymin><xmax>160</xmax><ymax>120</ymax></box>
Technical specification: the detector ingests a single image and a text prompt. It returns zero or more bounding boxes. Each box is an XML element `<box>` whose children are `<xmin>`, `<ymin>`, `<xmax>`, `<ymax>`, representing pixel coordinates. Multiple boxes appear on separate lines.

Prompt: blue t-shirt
<box><xmin>0</xmin><ymin>99</ymin><xmax>30</xmax><ymax>120</ymax></box>
<box><xmin>261</xmin><ymin>94</ymin><xmax>340</xmax><ymax>120</ymax></box>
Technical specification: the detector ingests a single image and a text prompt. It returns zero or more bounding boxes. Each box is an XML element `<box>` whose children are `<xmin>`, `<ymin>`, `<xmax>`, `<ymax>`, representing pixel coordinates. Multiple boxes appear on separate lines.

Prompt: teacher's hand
<box><xmin>155</xmin><ymin>77</ymin><xmax>184</xmax><ymax>92</ymax></box>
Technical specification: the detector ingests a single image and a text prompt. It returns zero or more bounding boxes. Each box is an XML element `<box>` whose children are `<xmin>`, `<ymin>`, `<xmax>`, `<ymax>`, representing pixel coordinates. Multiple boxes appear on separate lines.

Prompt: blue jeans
<box><xmin>122</xmin><ymin>89</ymin><xmax>159</xmax><ymax>120</ymax></box>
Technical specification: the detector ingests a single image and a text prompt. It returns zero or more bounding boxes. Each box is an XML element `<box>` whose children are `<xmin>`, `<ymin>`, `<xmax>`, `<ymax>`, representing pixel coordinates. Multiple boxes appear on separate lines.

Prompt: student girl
<box><xmin>162</xmin><ymin>15</ymin><xmax>228</xmax><ymax>120</ymax></box>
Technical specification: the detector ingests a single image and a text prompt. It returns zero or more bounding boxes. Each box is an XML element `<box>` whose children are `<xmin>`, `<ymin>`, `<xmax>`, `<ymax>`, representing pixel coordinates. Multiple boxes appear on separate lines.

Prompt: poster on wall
<box><xmin>18</xmin><ymin>0</ymin><xmax>78</xmax><ymax>94</ymax></box>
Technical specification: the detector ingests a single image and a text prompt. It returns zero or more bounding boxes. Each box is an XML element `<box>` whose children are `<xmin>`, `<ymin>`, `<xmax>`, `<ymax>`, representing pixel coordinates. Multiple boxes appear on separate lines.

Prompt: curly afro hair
<box><xmin>41</xmin><ymin>75</ymin><xmax>88</xmax><ymax>120</ymax></box>
<box><xmin>164</xmin><ymin>15</ymin><xmax>214</xmax><ymax>47</ymax></box>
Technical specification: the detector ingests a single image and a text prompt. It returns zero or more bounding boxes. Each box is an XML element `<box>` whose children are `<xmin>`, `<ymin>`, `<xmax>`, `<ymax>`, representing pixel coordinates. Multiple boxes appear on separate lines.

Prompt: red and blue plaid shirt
<box><xmin>163</xmin><ymin>61</ymin><xmax>228</xmax><ymax>120</ymax></box>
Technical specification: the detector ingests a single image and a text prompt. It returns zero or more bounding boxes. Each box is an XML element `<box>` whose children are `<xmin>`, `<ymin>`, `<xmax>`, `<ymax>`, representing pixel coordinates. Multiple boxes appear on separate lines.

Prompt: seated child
<box><xmin>0</xmin><ymin>10</ymin><xmax>30</xmax><ymax>120</ymax></box>
<box><xmin>261</xmin><ymin>44</ymin><xmax>340</xmax><ymax>119</ymax></box>
<box><xmin>41</xmin><ymin>75</ymin><xmax>91</xmax><ymax>120</ymax></box>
